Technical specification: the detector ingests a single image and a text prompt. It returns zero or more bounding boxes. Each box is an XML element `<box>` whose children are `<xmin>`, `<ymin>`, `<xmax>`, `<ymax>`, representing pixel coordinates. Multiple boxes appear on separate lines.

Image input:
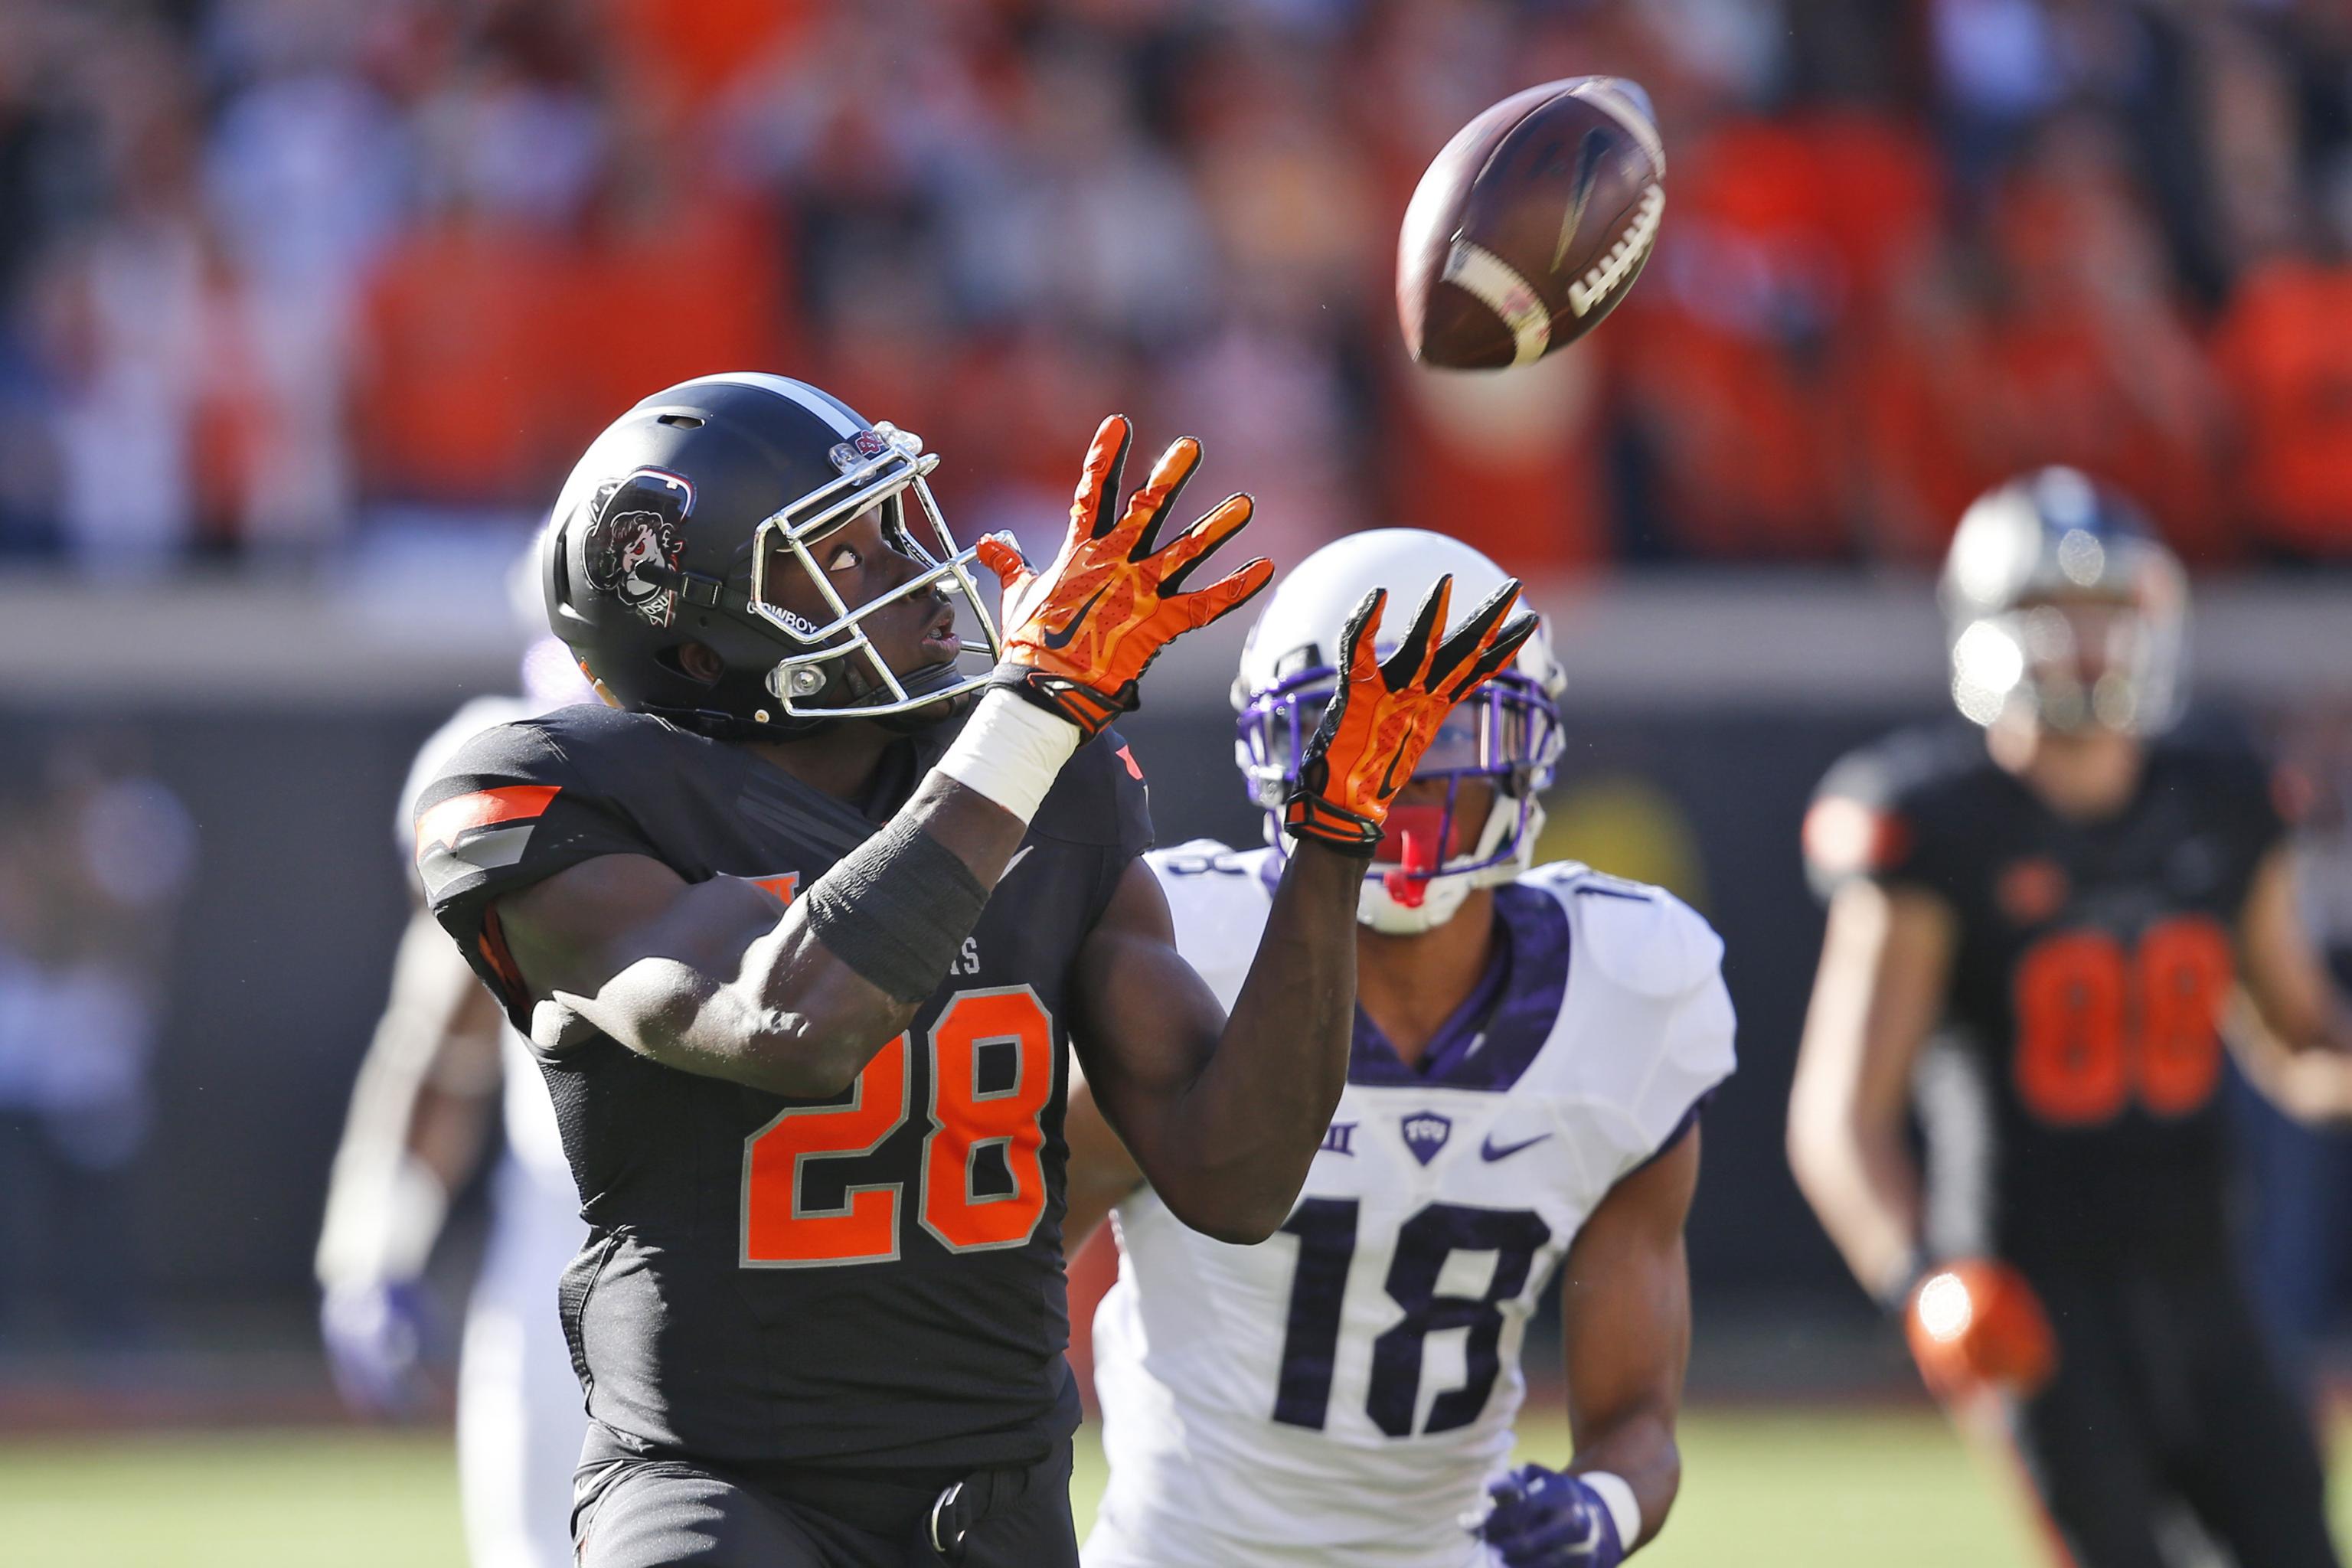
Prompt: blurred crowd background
<box><xmin>5</xmin><ymin>0</ymin><xmax>2352</xmax><ymax>580</ymax></box>
<box><xmin>3</xmin><ymin>0</ymin><xmax>2352</xmax><ymax>1502</ymax></box>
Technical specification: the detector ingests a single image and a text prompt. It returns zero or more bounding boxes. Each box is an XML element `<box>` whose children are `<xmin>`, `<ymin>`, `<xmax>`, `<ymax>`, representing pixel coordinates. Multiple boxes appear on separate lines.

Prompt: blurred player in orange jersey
<box><xmin>1788</xmin><ymin>469</ymin><xmax>2351</xmax><ymax>1567</ymax></box>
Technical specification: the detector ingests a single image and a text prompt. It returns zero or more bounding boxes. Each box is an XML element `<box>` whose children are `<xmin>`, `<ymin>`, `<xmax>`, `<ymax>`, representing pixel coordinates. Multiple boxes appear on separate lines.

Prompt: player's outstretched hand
<box><xmin>1476</xmin><ymin>1465</ymin><xmax>1627</xmax><ymax>1568</ymax></box>
<box><xmin>978</xmin><ymin>416</ymin><xmax>1273</xmax><ymax>739</ymax></box>
<box><xmin>319</xmin><ymin>1279</ymin><xmax>436</xmax><ymax>1419</ymax></box>
<box><xmin>1906</xmin><ymin>1258</ymin><xmax>2057</xmax><ymax>1402</ymax></box>
<box><xmin>1286</xmin><ymin>573</ymin><xmax>1537</xmax><ymax>851</ymax></box>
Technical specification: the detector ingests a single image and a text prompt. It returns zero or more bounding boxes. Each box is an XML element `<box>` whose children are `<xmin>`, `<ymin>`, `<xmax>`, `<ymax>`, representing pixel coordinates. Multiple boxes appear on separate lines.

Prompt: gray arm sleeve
<box><xmin>799</xmin><ymin>814</ymin><xmax>992</xmax><ymax>1004</ymax></box>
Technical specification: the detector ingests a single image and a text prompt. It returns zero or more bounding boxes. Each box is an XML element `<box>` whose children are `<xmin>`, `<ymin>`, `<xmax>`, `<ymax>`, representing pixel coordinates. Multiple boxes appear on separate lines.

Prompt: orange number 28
<box><xmin>2011</xmin><ymin>916</ymin><xmax>2233</xmax><ymax>1127</ymax></box>
<box><xmin>740</xmin><ymin>987</ymin><xmax>1055</xmax><ymax>1267</ymax></box>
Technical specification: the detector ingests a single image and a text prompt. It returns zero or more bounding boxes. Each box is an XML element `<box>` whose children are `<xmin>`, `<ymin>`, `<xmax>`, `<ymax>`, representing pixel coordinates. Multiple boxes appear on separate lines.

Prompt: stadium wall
<box><xmin>5</xmin><ymin>572</ymin><xmax>2344</xmax><ymax>1328</ymax></box>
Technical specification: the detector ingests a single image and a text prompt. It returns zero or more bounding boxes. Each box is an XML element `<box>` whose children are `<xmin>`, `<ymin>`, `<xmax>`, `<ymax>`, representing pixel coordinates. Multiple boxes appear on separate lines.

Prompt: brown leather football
<box><xmin>1396</xmin><ymin>77</ymin><xmax>1665</xmax><ymax>370</ymax></box>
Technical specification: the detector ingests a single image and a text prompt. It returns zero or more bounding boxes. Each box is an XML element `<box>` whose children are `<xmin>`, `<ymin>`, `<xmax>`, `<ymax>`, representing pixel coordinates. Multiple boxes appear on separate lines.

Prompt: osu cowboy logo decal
<box><xmin>584</xmin><ymin>467</ymin><xmax>696</xmax><ymax>629</ymax></box>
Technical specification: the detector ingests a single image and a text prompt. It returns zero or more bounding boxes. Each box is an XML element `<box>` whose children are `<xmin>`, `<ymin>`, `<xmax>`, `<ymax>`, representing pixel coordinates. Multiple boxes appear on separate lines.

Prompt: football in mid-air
<box><xmin>1396</xmin><ymin>76</ymin><xmax>1665</xmax><ymax>371</ymax></box>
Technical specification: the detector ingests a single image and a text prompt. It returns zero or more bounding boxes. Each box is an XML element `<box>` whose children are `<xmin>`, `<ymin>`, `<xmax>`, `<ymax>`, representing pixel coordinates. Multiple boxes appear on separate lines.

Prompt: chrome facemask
<box><xmin>1946</xmin><ymin>545</ymin><xmax>2187</xmax><ymax>735</ymax></box>
<box><xmin>1236</xmin><ymin>663</ymin><xmax>1564</xmax><ymax>927</ymax></box>
<box><xmin>746</xmin><ymin>423</ymin><xmax>1001</xmax><ymax>722</ymax></box>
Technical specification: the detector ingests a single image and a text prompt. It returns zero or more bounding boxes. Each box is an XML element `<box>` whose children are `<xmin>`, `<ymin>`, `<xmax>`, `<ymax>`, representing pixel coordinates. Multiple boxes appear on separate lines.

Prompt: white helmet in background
<box><xmin>1234</xmin><ymin>529</ymin><xmax>1566</xmax><ymax>934</ymax></box>
<box><xmin>1940</xmin><ymin>468</ymin><xmax>2189</xmax><ymax>735</ymax></box>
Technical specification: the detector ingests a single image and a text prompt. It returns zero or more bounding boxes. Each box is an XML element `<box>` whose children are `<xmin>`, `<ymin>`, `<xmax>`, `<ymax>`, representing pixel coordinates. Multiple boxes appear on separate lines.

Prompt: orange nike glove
<box><xmin>1285</xmin><ymin>574</ymin><xmax>1539</xmax><ymax>852</ymax></box>
<box><xmin>978</xmin><ymin>416</ymin><xmax>1273</xmax><ymax>738</ymax></box>
<box><xmin>1905</xmin><ymin>1259</ymin><xmax>2057</xmax><ymax>1402</ymax></box>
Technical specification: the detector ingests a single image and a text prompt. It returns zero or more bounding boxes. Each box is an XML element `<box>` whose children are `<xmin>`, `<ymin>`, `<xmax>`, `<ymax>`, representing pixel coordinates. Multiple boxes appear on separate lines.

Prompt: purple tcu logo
<box><xmin>1400</xmin><ymin>1111</ymin><xmax>1452</xmax><ymax>1167</ymax></box>
<box><xmin>583</xmin><ymin>468</ymin><xmax>694</xmax><ymax>629</ymax></box>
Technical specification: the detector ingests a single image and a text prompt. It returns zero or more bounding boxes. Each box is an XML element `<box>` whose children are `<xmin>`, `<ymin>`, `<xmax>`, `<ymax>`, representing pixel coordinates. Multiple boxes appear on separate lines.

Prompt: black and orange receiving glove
<box><xmin>1905</xmin><ymin>1259</ymin><xmax>2057</xmax><ymax>1403</ymax></box>
<box><xmin>978</xmin><ymin>416</ymin><xmax>1274</xmax><ymax>739</ymax></box>
<box><xmin>1285</xmin><ymin>575</ymin><xmax>1538</xmax><ymax>854</ymax></box>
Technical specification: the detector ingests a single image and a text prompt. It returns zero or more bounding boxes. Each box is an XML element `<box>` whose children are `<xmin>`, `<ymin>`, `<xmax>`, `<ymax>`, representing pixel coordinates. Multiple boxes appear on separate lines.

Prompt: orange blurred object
<box><xmin>354</xmin><ymin>200</ymin><xmax>785</xmax><ymax>511</ymax></box>
<box><xmin>353</xmin><ymin>221</ymin><xmax>576</xmax><ymax>508</ymax></box>
<box><xmin>601</xmin><ymin>0</ymin><xmax>813</xmax><ymax>112</ymax></box>
<box><xmin>1380</xmin><ymin>347</ymin><xmax>1611</xmax><ymax>576</ymax></box>
<box><xmin>554</xmin><ymin>201</ymin><xmax>789</xmax><ymax>446</ymax></box>
<box><xmin>2213</xmin><ymin>256</ymin><xmax>2352</xmax><ymax>560</ymax></box>
<box><xmin>1905</xmin><ymin>1259</ymin><xmax>2059</xmax><ymax>1402</ymax></box>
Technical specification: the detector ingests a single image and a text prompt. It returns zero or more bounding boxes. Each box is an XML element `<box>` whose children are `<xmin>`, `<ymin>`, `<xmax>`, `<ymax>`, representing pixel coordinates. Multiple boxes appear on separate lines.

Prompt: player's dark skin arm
<box><xmin>1060</xmin><ymin>782</ymin><xmax>1511</xmax><ymax>1252</ymax></box>
<box><xmin>492</xmin><ymin>772</ymin><xmax>1031</xmax><ymax>1099</ymax></box>
<box><xmin>1060</xmin><ymin>1073</ymin><xmax>1144</xmax><ymax>1252</ymax></box>
<box><xmin>1070</xmin><ymin>846</ymin><xmax>1361</xmax><ymax>1246</ymax></box>
<box><xmin>1557</xmin><ymin>1127</ymin><xmax>1702</xmax><ymax>1549</ymax></box>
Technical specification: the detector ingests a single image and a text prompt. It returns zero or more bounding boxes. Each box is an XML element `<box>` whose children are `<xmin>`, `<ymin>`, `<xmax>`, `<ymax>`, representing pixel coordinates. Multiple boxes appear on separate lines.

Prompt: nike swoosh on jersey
<box><xmin>1001</xmin><ymin>844</ymin><xmax>1036</xmax><ymax>879</ymax></box>
<box><xmin>1479</xmin><ymin>1131</ymin><xmax>1552</xmax><ymax>1161</ymax></box>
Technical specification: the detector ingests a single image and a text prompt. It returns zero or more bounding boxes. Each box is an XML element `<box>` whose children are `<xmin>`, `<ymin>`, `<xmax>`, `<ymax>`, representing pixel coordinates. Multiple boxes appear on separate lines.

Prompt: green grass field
<box><xmin>1</xmin><ymin>1406</ymin><xmax>2340</xmax><ymax>1566</ymax></box>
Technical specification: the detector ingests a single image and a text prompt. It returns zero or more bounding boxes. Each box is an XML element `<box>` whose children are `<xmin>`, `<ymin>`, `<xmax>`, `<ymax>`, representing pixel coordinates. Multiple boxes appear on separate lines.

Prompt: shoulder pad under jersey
<box><xmin>1522</xmin><ymin>862</ymin><xmax>1736</xmax><ymax>1175</ymax></box>
<box><xmin>2155</xmin><ymin>718</ymin><xmax>2281</xmax><ymax>815</ymax></box>
<box><xmin>1803</xmin><ymin>725</ymin><xmax>1992</xmax><ymax>897</ymax></box>
<box><xmin>397</xmin><ymin>694</ymin><xmax>540</xmax><ymax>858</ymax></box>
<box><xmin>1145</xmin><ymin>840</ymin><xmax>1272</xmax><ymax>1014</ymax></box>
<box><xmin>1526</xmin><ymin>862</ymin><xmax>1723</xmax><ymax>999</ymax></box>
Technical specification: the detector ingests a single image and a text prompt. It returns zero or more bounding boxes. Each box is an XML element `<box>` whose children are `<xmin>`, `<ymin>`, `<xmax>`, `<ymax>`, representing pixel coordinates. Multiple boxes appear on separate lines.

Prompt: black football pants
<box><xmin>2008</xmin><ymin>1262</ymin><xmax>2338</xmax><ymax>1568</ymax></box>
<box><xmin>571</xmin><ymin>1426</ymin><xmax>1077</xmax><ymax>1568</ymax></box>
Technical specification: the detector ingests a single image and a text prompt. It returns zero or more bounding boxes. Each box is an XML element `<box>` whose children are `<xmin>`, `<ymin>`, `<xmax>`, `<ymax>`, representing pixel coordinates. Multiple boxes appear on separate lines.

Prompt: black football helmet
<box><xmin>541</xmin><ymin>374</ymin><xmax>1001</xmax><ymax>739</ymax></box>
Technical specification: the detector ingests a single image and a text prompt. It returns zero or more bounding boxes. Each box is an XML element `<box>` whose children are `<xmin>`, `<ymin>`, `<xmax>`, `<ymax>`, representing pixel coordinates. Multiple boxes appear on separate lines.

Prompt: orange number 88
<box><xmin>2011</xmin><ymin>916</ymin><xmax>2233</xmax><ymax>1127</ymax></box>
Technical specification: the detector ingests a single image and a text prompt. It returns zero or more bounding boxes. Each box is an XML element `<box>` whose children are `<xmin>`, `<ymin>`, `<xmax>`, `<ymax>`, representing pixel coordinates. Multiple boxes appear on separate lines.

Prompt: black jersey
<box><xmin>411</xmin><ymin>703</ymin><xmax>1152</xmax><ymax>1476</ymax></box>
<box><xmin>1804</xmin><ymin>723</ymin><xmax>2286</xmax><ymax>1269</ymax></box>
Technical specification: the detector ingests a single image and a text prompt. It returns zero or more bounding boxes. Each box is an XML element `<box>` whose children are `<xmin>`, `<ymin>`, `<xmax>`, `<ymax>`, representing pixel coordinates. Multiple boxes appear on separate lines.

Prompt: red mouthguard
<box><xmin>1377</xmin><ymin>804</ymin><xmax>1448</xmax><ymax>908</ymax></box>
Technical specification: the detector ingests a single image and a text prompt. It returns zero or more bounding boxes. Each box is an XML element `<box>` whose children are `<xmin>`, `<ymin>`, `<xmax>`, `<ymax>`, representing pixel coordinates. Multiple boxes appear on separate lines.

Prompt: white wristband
<box><xmin>936</xmin><ymin>687</ymin><xmax>1081</xmax><ymax>825</ymax></box>
<box><xmin>1581</xmin><ymin>1472</ymin><xmax>1642</xmax><ymax>1548</ymax></box>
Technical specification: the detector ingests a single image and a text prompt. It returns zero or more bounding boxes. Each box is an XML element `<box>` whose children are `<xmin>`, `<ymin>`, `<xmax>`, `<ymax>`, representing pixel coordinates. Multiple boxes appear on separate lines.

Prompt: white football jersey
<box><xmin>1086</xmin><ymin>843</ymin><xmax>1736</xmax><ymax>1568</ymax></box>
